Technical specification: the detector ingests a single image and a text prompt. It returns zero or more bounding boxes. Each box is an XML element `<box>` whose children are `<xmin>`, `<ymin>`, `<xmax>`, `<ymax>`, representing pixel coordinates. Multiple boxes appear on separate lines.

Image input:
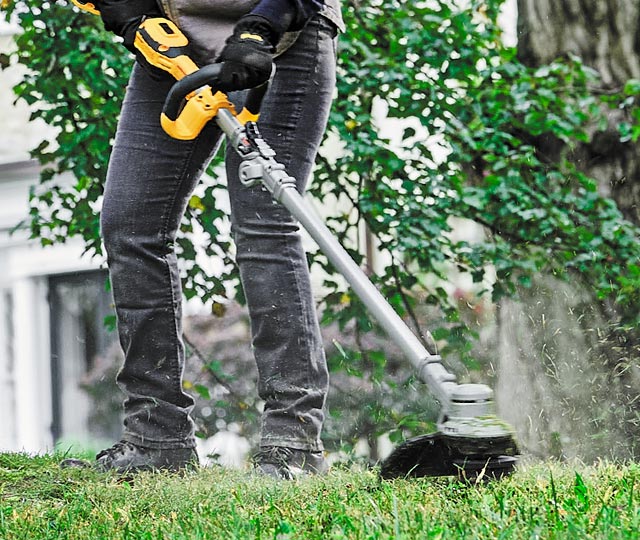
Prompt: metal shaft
<box><xmin>217</xmin><ymin>110</ymin><xmax>457</xmax><ymax>405</ymax></box>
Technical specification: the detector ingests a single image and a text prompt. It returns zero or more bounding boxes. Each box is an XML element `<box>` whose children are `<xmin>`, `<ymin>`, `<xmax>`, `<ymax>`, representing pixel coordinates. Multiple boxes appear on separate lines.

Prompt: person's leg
<box><xmin>225</xmin><ymin>14</ymin><xmax>338</xmax><ymax>472</ymax></box>
<box><xmin>98</xmin><ymin>63</ymin><xmax>223</xmax><ymax>469</ymax></box>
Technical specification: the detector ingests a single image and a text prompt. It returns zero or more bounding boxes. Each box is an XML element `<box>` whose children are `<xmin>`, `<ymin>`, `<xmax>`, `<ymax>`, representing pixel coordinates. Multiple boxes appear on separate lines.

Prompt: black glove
<box><xmin>98</xmin><ymin>0</ymin><xmax>167</xmax><ymax>79</ymax></box>
<box><xmin>98</xmin><ymin>0</ymin><xmax>161</xmax><ymax>52</ymax></box>
<box><xmin>216</xmin><ymin>15</ymin><xmax>276</xmax><ymax>92</ymax></box>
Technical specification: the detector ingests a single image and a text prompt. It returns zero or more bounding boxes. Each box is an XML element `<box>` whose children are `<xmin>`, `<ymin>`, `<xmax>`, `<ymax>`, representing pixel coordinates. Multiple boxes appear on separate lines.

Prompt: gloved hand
<box><xmin>97</xmin><ymin>0</ymin><xmax>166</xmax><ymax>78</ymax></box>
<box><xmin>98</xmin><ymin>0</ymin><xmax>160</xmax><ymax>51</ymax></box>
<box><xmin>217</xmin><ymin>15</ymin><xmax>277</xmax><ymax>92</ymax></box>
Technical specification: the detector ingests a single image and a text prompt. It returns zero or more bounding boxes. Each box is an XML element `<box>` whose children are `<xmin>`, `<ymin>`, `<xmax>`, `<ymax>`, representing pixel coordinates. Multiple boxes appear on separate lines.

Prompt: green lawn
<box><xmin>0</xmin><ymin>453</ymin><xmax>638</xmax><ymax>539</ymax></box>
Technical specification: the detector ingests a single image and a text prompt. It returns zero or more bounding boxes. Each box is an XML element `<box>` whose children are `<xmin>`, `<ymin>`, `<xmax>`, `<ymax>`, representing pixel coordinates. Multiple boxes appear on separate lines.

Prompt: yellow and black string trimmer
<box><xmin>74</xmin><ymin>1</ymin><xmax>519</xmax><ymax>480</ymax></box>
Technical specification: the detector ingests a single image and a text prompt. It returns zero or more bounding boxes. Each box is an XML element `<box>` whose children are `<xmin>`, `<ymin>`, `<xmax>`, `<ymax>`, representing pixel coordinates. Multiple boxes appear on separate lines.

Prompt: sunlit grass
<box><xmin>0</xmin><ymin>453</ymin><xmax>638</xmax><ymax>539</ymax></box>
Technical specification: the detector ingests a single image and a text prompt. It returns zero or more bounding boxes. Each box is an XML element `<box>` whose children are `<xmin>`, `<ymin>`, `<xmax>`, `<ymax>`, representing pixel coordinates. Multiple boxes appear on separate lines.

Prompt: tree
<box><xmin>2</xmin><ymin>0</ymin><xmax>639</xmax><ymax>458</ymax></box>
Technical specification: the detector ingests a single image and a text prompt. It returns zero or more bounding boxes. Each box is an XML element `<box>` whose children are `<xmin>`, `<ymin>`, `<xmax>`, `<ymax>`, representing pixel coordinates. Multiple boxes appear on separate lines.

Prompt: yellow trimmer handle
<box><xmin>136</xmin><ymin>18</ymin><xmax>271</xmax><ymax>140</ymax></box>
<box><xmin>70</xmin><ymin>8</ymin><xmax>270</xmax><ymax>141</ymax></box>
<box><xmin>159</xmin><ymin>62</ymin><xmax>272</xmax><ymax>140</ymax></box>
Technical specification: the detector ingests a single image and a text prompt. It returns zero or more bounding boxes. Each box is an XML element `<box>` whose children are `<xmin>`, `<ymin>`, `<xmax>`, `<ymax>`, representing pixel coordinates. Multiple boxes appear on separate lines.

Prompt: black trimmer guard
<box><xmin>380</xmin><ymin>432</ymin><xmax>518</xmax><ymax>481</ymax></box>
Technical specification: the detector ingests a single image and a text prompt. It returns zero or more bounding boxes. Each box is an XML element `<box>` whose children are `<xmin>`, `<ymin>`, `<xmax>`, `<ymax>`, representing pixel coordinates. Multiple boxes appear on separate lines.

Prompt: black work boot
<box><xmin>60</xmin><ymin>440</ymin><xmax>198</xmax><ymax>474</ymax></box>
<box><xmin>253</xmin><ymin>446</ymin><xmax>328</xmax><ymax>480</ymax></box>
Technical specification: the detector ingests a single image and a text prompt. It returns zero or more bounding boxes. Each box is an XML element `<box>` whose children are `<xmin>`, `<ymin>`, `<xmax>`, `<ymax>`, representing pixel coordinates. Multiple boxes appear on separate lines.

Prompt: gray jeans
<box><xmin>101</xmin><ymin>15</ymin><xmax>336</xmax><ymax>452</ymax></box>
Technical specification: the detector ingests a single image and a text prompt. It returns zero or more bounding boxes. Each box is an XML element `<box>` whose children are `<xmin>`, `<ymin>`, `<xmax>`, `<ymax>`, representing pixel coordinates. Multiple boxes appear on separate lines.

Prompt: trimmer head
<box><xmin>379</xmin><ymin>430</ymin><xmax>519</xmax><ymax>481</ymax></box>
<box><xmin>380</xmin><ymin>384</ymin><xmax>519</xmax><ymax>480</ymax></box>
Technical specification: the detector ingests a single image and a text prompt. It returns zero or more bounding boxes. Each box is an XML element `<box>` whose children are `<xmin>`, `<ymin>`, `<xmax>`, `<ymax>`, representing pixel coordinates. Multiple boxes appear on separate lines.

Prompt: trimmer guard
<box><xmin>380</xmin><ymin>432</ymin><xmax>518</xmax><ymax>481</ymax></box>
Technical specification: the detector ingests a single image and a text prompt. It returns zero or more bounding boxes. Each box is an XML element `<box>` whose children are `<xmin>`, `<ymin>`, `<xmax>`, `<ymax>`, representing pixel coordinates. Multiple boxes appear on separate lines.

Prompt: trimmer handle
<box><xmin>161</xmin><ymin>64</ymin><xmax>272</xmax><ymax>128</ymax></box>
<box><xmin>71</xmin><ymin>4</ymin><xmax>270</xmax><ymax>140</ymax></box>
<box><xmin>135</xmin><ymin>18</ymin><xmax>272</xmax><ymax>140</ymax></box>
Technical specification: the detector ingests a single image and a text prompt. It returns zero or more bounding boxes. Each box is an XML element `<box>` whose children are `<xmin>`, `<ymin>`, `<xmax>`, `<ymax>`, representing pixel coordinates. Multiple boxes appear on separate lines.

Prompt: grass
<box><xmin>0</xmin><ymin>453</ymin><xmax>638</xmax><ymax>539</ymax></box>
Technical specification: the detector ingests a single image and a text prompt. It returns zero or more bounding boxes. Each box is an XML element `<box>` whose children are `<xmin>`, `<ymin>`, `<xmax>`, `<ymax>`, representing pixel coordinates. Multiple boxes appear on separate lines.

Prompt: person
<box><xmin>63</xmin><ymin>0</ymin><xmax>343</xmax><ymax>479</ymax></box>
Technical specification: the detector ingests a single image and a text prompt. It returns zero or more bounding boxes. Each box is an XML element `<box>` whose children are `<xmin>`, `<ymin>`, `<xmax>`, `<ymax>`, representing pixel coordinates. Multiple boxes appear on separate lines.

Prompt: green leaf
<box><xmin>193</xmin><ymin>384</ymin><xmax>211</xmax><ymax>400</ymax></box>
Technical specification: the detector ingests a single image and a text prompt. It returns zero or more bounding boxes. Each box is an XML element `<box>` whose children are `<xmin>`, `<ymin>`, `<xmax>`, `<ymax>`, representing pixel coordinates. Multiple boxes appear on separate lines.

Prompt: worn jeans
<box><xmin>101</xmin><ymin>15</ymin><xmax>336</xmax><ymax>452</ymax></box>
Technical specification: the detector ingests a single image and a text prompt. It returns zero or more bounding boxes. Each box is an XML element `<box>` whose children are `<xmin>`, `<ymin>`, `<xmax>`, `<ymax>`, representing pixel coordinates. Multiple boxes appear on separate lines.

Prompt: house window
<box><xmin>49</xmin><ymin>270</ymin><xmax>122</xmax><ymax>448</ymax></box>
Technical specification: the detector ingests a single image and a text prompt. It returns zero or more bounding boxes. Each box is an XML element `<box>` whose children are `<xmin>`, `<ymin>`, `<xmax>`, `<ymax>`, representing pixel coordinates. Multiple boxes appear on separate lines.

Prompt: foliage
<box><xmin>315</xmin><ymin>0</ymin><xmax>640</xmax><ymax>341</ymax></box>
<box><xmin>1</xmin><ymin>453</ymin><xmax>640</xmax><ymax>539</ymax></box>
<box><xmin>2</xmin><ymin>0</ymin><xmax>640</xmax><ymax>449</ymax></box>
<box><xmin>1</xmin><ymin>0</ymin><xmax>127</xmax><ymax>254</ymax></box>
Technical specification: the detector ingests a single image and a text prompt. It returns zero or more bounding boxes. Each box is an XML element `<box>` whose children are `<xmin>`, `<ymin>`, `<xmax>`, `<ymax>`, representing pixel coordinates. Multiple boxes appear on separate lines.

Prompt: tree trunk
<box><xmin>495</xmin><ymin>0</ymin><xmax>640</xmax><ymax>462</ymax></box>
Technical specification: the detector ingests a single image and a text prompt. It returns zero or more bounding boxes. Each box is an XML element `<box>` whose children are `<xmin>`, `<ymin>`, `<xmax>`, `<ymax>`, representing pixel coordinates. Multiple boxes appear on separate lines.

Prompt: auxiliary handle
<box><xmin>161</xmin><ymin>64</ymin><xmax>271</xmax><ymax>136</ymax></box>
<box><xmin>134</xmin><ymin>17</ymin><xmax>273</xmax><ymax>140</ymax></box>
